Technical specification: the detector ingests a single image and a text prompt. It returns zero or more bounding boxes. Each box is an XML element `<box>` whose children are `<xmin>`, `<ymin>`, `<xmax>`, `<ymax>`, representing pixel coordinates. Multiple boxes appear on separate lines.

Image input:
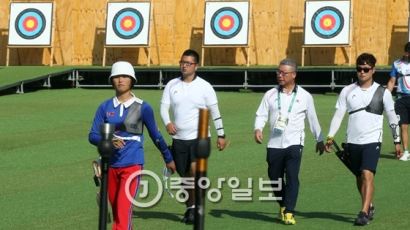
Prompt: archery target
<box><xmin>311</xmin><ymin>7</ymin><xmax>344</xmax><ymax>39</ymax></box>
<box><xmin>304</xmin><ymin>1</ymin><xmax>351</xmax><ymax>45</ymax></box>
<box><xmin>211</xmin><ymin>7</ymin><xmax>242</xmax><ymax>39</ymax></box>
<box><xmin>112</xmin><ymin>8</ymin><xmax>143</xmax><ymax>39</ymax></box>
<box><xmin>105</xmin><ymin>2</ymin><xmax>151</xmax><ymax>46</ymax></box>
<box><xmin>15</xmin><ymin>9</ymin><xmax>46</xmax><ymax>39</ymax></box>
<box><xmin>8</xmin><ymin>3</ymin><xmax>53</xmax><ymax>46</ymax></box>
<box><xmin>204</xmin><ymin>1</ymin><xmax>249</xmax><ymax>46</ymax></box>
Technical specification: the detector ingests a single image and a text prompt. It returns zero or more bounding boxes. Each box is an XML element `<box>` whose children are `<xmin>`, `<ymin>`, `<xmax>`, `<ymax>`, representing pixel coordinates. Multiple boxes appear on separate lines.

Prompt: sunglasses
<box><xmin>356</xmin><ymin>67</ymin><xmax>373</xmax><ymax>73</ymax></box>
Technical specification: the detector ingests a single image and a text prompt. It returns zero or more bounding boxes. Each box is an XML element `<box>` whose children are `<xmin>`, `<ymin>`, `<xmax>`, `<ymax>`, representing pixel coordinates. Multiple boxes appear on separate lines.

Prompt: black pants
<box><xmin>266</xmin><ymin>145</ymin><xmax>303</xmax><ymax>213</ymax></box>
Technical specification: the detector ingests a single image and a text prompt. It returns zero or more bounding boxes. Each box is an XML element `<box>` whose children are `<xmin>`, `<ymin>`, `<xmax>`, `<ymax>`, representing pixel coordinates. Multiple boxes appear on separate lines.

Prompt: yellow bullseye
<box><xmin>25</xmin><ymin>19</ymin><xmax>35</xmax><ymax>29</ymax></box>
<box><xmin>323</xmin><ymin>18</ymin><xmax>332</xmax><ymax>28</ymax></box>
<box><xmin>123</xmin><ymin>19</ymin><xmax>133</xmax><ymax>29</ymax></box>
<box><xmin>222</xmin><ymin>18</ymin><xmax>232</xmax><ymax>28</ymax></box>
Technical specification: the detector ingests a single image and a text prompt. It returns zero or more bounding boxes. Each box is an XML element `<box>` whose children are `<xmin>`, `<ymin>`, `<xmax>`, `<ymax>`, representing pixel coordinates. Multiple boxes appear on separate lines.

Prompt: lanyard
<box><xmin>278</xmin><ymin>88</ymin><xmax>297</xmax><ymax>114</ymax></box>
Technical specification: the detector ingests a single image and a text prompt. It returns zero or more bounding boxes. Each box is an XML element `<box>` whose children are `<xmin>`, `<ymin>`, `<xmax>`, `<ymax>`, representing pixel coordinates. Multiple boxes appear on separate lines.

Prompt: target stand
<box><xmin>301</xmin><ymin>45</ymin><xmax>352</xmax><ymax>67</ymax></box>
<box><xmin>302</xmin><ymin>0</ymin><xmax>352</xmax><ymax>66</ymax></box>
<box><xmin>102</xmin><ymin>45</ymin><xmax>152</xmax><ymax>67</ymax></box>
<box><xmin>201</xmin><ymin>1</ymin><xmax>251</xmax><ymax>67</ymax></box>
<box><xmin>102</xmin><ymin>0</ymin><xmax>153</xmax><ymax>67</ymax></box>
<box><xmin>6</xmin><ymin>1</ymin><xmax>56</xmax><ymax>66</ymax></box>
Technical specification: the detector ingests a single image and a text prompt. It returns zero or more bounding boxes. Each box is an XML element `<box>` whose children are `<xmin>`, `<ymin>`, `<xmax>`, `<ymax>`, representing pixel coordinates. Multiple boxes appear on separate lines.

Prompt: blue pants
<box><xmin>266</xmin><ymin>145</ymin><xmax>303</xmax><ymax>213</ymax></box>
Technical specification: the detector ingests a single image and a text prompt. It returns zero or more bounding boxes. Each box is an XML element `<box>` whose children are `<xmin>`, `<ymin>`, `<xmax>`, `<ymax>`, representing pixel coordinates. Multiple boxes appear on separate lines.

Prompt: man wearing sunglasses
<box><xmin>325</xmin><ymin>53</ymin><xmax>401</xmax><ymax>226</ymax></box>
<box><xmin>160</xmin><ymin>49</ymin><xmax>226</xmax><ymax>224</ymax></box>
<box><xmin>387</xmin><ymin>42</ymin><xmax>410</xmax><ymax>161</ymax></box>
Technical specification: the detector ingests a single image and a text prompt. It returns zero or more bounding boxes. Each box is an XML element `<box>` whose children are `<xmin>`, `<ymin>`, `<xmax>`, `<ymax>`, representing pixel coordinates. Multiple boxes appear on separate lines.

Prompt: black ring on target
<box><xmin>112</xmin><ymin>8</ymin><xmax>144</xmax><ymax>39</ymax></box>
<box><xmin>15</xmin><ymin>8</ymin><xmax>46</xmax><ymax>40</ymax></box>
<box><xmin>210</xmin><ymin>7</ymin><xmax>243</xmax><ymax>39</ymax></box>
<box><xmin>311</xmin><ymin>6</ymin><xmax>344</xmax><ymax>39</ymax></box>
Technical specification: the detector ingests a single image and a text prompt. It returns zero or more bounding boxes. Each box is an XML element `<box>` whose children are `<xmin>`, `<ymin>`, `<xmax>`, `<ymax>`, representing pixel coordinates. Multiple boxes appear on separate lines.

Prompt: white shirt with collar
<box><xmin>254</xmin><ymin>85</ymin><xmax>323</xmax><ymax>149</ymax></box>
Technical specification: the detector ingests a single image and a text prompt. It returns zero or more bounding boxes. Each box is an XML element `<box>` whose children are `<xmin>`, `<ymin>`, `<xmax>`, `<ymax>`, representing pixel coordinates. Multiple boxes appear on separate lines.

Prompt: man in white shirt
<box><xmin>325</xmin><ymin>53</ymin><xmax>401</xmax><ymax>226</ymax></box>
<box><xmin>387</xmin><ymin>42</ymin><xmax>410</xmax><ymax>161</ymax></box>
<box><xmin>254</xmin><ymin>58</ymin><xmax>325</xmax><ymax>225</ymax></box>
<box><xmin>160</xmin><ymin>49</ymin><xmax>226</xmax><ymax>224</ymax></box>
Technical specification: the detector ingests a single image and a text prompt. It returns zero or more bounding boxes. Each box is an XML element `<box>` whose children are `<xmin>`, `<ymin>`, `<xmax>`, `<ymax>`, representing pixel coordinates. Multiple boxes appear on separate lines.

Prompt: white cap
<box><xmin>109</xmin><ymin>61</ymin><xmax>136</xmax><ymax>81</ymax></box>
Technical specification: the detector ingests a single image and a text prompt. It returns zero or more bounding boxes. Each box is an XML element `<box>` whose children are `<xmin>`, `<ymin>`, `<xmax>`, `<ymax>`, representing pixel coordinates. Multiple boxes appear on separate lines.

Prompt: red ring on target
<box><xmin>320</xmin><ymin>16</ymin><xmax>336</xmax><ymax>31</ymax></box>
<box><xmin>23</xmin><ymin>16</ymin><xmax>38</xmax><ymax>32</ymax></box>
<box><xmin>219</xmin><ymin>15</ymin><xmax>235</xmax><ymax>31</ymax></box>
<box><xmin>120</xmin><ymin>16</ymin><xmax>136</xmax><ymax>32</ymax></box>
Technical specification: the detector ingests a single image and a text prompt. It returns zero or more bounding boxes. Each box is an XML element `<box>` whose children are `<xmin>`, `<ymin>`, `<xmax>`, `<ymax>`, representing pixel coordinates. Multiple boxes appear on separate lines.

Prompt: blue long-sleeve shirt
<box><xmin>89</xmin><ymin>96</ymin><xmax>173</xmax><ymax>167</ymax></box>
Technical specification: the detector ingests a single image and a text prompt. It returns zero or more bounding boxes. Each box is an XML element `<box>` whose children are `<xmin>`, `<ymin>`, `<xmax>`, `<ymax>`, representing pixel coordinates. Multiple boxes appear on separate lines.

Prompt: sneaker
<box><xmin>354</xmin><ymin>211</ymin><xmax>369</xmax><ymax>226</ymax></box>
<box><xmin>399</xmin><ymin>151</ymin><xmax>410</xmax><ymax>161</ymax></box>
<box><xmin>283</xmin><ymin>212</ymin><xmax>296</xmax><ymax>225</ymax></box>
<box><xmin>368</xmin><ymin>205</ymin><xmax>375</xmax><ymax>220</ymax></box>
<box><xmin>181</xmin><ymin>208</ymin><xmax>195</xmax><ymax>224</ymax></box>
<box><xmin>278</xmin><ymin>207</ymin><xmax>285</xmax><ymax>221</ymax></box>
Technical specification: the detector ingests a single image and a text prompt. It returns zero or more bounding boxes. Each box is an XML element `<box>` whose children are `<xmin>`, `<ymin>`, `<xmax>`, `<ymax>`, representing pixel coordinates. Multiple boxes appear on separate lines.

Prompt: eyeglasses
<box><xmin>276</xmin><ymin>70</ymin><xmax>294</xmax><ymax>76</ymax></box>
<box><xmin>356</xmin><ymin>67</ymin><xmax>373</xmax><ymax>73</ymax></box>
<box><xmin>179</xmin><ymin>61</ymin><xmax>197</xmax><ymax>67</ymax></box>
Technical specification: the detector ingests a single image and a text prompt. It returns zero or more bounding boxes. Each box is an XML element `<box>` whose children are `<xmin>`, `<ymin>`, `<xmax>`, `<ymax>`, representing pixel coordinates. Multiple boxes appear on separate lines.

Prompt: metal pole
<box><xmin>97</xmin><ymin>123</ymin><xmax>115</xmax><ymax>230</ymax></box>
<box><xmin>98</xmin><ymin>158</ymin><xmax>109</xmax><ymax>230</ymax></box>
<box><xmin>194</xmin><ymin>109</ymin><xmax>210</xmax><ymax>230</ymax></box>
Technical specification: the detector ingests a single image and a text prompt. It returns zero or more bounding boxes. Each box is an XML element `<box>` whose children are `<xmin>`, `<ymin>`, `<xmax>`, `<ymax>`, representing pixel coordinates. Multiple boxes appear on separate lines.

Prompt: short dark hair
<box><xmin>356</xmin><ymin>53</ymin><xmax>377</xmax><ymax>67</ymax></box>
<box><xmin>279</xmin><ymin>58</ymin><xmax>297</xmax><ymax>71</ymax></box>
<box><xmin>404</xmin><ymin>42</ymin><xmax>410</xmax><ymax>52</ymax></box>
<box><xmin>182</xmin><ymin>49</ymin><xmax>200</xmax><ymax>64</ymax></box>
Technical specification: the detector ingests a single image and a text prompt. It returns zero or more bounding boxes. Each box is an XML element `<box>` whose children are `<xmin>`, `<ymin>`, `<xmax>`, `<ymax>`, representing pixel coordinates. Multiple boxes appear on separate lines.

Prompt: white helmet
<box><xmin>109</xmin><ymin>61</ymin><xmax>136</xmax><ymax>81</ymax></box>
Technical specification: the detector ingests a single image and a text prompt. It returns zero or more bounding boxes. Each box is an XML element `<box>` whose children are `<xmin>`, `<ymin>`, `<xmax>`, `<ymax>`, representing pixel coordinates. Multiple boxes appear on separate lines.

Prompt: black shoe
<box><xmin>354</xmin><ymin>211</ymin><xmax>369</xmax><ymax>226</ymax></box>
<box><xmin>368</xmin><ymin>205</ymin><xmax>375</xmax><ymax>220</ymax></box>
<box><xmin>181</xmin><ymin>208</ymin><xmax>195</xmax><ymax>224</ymax></box>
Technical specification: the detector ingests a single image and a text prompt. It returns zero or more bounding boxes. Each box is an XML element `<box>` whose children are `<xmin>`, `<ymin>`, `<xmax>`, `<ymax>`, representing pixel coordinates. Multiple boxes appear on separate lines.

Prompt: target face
<box><xmin>8</xmin><ymin>3</ymin><xmax>53</xmax><ymax>46</ymax></box>
<box><xmin>304</xmin><ymin>1</ymin><xmax>351</xmax><ymax>45</ymax></box>
<box><xmin>15</xmin><ymin>8</ymin><xmax>46</xmax><ymax>40</ymax></box>
<box><xmin>311</xmin><ymin>7</ymin><xmax>344</xmax><ymax>39</ymax></box>
<box><xmin>112</xmin><ymin>8</ymin><xmax>143</xmax><ymax>39</ymax></box>
<box><xmin>105</xmin><ymin>2</ymin><xmax>151</xmax><ymax>46</ymax></box>
<box><xmin>210</xmin><ymin>7</ymin><xmax>242</xmax><ymax>39</ymax></box>
<box><xmin>204</xmin><ymin>2</ymin><xmax>249</xmax><ymax>46</ymax></box>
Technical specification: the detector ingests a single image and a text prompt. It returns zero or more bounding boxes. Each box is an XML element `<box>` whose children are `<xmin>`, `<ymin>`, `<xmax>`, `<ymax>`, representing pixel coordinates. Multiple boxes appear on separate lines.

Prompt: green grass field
<box><xmin>0</xmin><ymin>88</ymin><xmax>409</xmax><ymax>230</ymax></box>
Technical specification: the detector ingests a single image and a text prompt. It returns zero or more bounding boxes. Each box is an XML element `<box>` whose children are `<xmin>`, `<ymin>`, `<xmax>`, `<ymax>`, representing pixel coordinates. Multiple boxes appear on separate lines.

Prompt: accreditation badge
<box><xmin>273</xmin><ymin>113</ymin><xmax>288</xmax><ymax>134</ymax></box>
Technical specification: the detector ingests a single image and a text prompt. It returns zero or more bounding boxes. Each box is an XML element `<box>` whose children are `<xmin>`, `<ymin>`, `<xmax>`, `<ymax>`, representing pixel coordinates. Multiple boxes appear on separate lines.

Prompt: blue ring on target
<box><xmin>311</xmin><ymin>6</ymin><xmax>344</xmax><ymax>39</ymax></box>
<box><xmin>15</xmin><ymin>8</ymin><xmax>46</xmax><ymax>40</ymax></box>
<box><xmin>210</xmin><ymin>7</ymin><xmax>243</xmax><ymax>39</ymax></box>
<box><xmin>112</xmin><ymin>8</ymin><xmax>143</xmax><ymax>40</ymax></box>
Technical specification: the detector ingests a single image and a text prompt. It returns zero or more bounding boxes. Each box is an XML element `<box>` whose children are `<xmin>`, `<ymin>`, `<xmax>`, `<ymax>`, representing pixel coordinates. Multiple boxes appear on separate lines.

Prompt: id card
<box><xmin>273</xmin><ymin>114</ymin><xmax>288</xmax><ymax>134</ymax></box>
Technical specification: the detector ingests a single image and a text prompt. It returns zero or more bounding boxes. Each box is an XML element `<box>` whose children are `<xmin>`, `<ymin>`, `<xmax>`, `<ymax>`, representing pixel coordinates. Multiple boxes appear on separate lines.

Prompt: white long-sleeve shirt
<box><xmin>160</xmin><ymin>76</ymin><xmax>225</xmax><ymax>140</ymax></box>
<box><xmin>328</xmin><ymin>82</ymin><xmax>400</xmax><ymax>144</ymax></box>
<box><xmin>254</xmin><ymin>85</ymin><xmax>323</xmax><ymax>148</ymax></box>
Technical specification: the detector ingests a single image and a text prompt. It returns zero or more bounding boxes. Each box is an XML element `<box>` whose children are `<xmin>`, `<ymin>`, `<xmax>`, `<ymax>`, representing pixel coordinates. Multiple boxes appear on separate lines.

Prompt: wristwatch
<box><xmin>218</xmin><ymin>134</ymin><xmax>226</xmax><ymax>139</ymax></box>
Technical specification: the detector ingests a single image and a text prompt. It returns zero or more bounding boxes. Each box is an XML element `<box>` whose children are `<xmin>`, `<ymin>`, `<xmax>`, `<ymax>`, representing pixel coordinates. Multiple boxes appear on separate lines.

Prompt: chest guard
<box><xmin>119</xmin><ymin>102</ymin><xmax>143</xmax><ymax>134</ymax></box>
<box><xmin>349</xmin><ymin>86</ymin><xmax>385</xmax><ymax>116</ymax></box>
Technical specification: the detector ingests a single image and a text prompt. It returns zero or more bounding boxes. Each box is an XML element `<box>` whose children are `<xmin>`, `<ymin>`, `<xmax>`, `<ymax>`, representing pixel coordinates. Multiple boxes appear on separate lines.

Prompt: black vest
<box><xmin>349</xmin><ymin>85</ymin><xmax>385</xmax><ymax>116</ymax></box>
